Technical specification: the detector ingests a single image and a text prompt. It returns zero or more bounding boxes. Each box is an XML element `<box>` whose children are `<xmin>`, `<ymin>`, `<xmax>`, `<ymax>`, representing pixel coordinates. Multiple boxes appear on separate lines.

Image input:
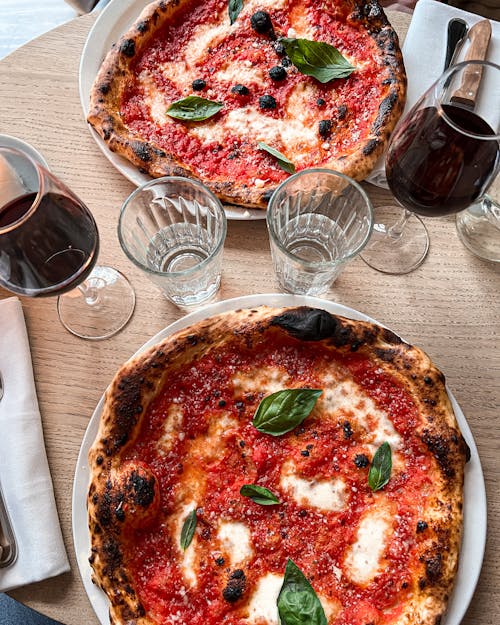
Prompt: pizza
<box><xmin>87</xmin><ymin>305</ymin><xmax>468</xmax><ymax>625</ymax></box>
<box><xmin>87</xmin><ymin>0</ymin><xmax>406</xmax><ymax>208</ymax></box>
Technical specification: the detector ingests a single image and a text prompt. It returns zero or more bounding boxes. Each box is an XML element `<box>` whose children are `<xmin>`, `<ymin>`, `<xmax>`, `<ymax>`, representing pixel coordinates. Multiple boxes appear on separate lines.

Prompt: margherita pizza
<box><xmin>87</xmin><ymin>0</ymin><xmax>406</xmax><ymax>208</ymax></box>
<box><xmin>88</xmin><ymin>306</ymin><xmax>468</xmax><ymax>625</ymax></box>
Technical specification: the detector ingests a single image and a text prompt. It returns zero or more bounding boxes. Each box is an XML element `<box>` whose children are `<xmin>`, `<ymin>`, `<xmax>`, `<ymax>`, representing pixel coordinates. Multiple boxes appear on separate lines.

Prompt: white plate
<box><xmin>78</xmin><ymin>0</ymin><xmax>265</xmax><ymax>221</ymax></box>
<box><xmin>72</xmin><ymin>293</ymin><xmax>487</xmax><ymax>625</ymax></box>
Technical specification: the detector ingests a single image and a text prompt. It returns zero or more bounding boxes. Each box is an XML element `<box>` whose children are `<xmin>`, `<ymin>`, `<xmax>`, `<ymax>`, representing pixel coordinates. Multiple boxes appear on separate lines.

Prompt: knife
<box><xmin>450</xmin><ymin>19</ymin><xmax>492</xmax><ymax>109</ymax></box>
<box><xmin>444</xmin><ymin>18</ymin><xmax>468</xmax><ymax>70</ymax></box>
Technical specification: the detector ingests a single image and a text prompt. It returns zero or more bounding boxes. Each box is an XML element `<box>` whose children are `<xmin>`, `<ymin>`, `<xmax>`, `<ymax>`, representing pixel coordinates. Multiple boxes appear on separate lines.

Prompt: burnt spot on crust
<box><xmin>222</xmin><ymin>569</ymin><xmax>247</xmax><ymax>602</ymax></box>
<box><xmin>108</xmin><ymin>375</ymin><xmax>143</xmax><ymax>452</ymax></box>
<box><xmin>371</xmin><ymin>91</ymin><xmax>399</xmax><ymax>134</ymax></box>
<box><xmin>98</xmin><ymin>82</ymin><xmax>111</xmax><ymax>96</ymax></box>
<box><xmin>102</xmin><ymin>538</ymin><xmax>123</xmax><ymax>574</ymax></box>
<box><xmin>127</xmin><ymin>470</ymin><xmax>156</xmax><ymax>507</ymax></box>
<box><xmin>421</xmin><ymin>429</ymin><xmax>467</xmax><ymax>478</ymax></box>
<box><xmin>120</xmin><ymin>39</ymin><xmax>136</xmax><ymax>57</ymax></box>
<box><xmin>131</xmin><ymin>141</ymin><xmax>153</xmax><ymax>162</ymax></box>
<box><xmin>271</xmin><ymin>307</ymin><xmax>338</xmax><ymax>341</ymax></box>
<box><xmin>422</xmin><ymin>553</ymin><xmax>443</xmax><ymax>583</ymax></box>
<box><xmin>362</xmin><ymin>138</ymin><xmax>379</xmax><ymax>156</ymax></box>
<box><xmin>136</xmin><ymin>20</ymin><xmax>149</xmax><ymax>33</ymax></box>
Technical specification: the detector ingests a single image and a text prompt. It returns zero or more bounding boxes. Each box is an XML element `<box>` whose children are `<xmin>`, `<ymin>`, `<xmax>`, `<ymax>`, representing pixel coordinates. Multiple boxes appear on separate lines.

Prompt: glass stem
<box><xmin>77</xmin><ymin>278</ymin><xmax>103</xmax><ymax>306</ymax></box>
<box><xmin>387</xmin><ymin>209</ymin><xmax>413</xmax><ymax>241</ymax></box>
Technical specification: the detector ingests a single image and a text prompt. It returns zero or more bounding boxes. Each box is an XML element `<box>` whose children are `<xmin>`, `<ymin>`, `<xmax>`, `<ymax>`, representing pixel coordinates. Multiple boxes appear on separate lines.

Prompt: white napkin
<box><xmin>366</xmin><ymin>0</ymin><xmax>500</xmax><ymax>188</ymax></box>
<box><xmin>0</xmin><ymin>297</ymin><xmax>69</xmax><ymax>592</ymax></box>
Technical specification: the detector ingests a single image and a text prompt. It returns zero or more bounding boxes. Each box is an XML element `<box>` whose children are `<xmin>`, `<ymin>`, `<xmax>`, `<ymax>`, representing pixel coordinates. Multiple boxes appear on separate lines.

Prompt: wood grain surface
<box><xmin>0</xmin><ymin>10</ymin><xmax>498</xmax><ymax>625</ymax></box>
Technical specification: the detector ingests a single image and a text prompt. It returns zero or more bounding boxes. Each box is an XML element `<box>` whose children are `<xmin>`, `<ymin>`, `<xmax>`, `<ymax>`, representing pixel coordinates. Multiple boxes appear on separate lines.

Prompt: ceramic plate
<box><xmin>78</xmin><ymin>0</ymin><xmax>265</xmax><ymax>221</ymax></box>
<box><xmin>72</xmin><ymin>293</ymin><xmax>487</xmax><ymax>625</ymax></box>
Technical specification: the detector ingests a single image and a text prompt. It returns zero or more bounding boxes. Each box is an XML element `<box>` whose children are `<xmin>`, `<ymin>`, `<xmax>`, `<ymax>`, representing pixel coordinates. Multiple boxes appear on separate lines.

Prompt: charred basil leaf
<box><xmin>252</xmin><ymin>388</ymin><xmax>322</xmax><ymax>436</ymax></box>
<box><xmin>180</xmin><ymin>509</ymin><xmax>197</xmax><ymax>549</ymax></box>
<box><xmin>240</xmin><ymin>484</ymin><xmax>280</xmax><ymax>505</ymax></box>
<box><xmin>228</xmin><ymin>0</ymin><xmax>244</xmax><ymax>24</ymax></box>
<box><xmin>368</xmin><ymin>442</ymin><xmax>392</xmax><ymax>491</ymax></box>
<box><xmin>280</xmin><ymin>38</ymin><xmax>355</xmax><ymax>83</ymax></box>
<box><xmin>257</xmin><ymin>142</ymin><xmax>295</xmax><ymax>174</ymax></box>
<box><xmin>167</xmin><ymin>96</ymin><xmax>223</xmax><ymax>121</ymax></box>
<box><xmin>277</xmin><ymin>559</ymin><xmax>327</xmax><ymax>625</ymax></box>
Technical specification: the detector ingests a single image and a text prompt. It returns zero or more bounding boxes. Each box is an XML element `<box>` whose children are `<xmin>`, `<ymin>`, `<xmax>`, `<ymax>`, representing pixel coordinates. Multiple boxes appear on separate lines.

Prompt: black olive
<box><xmin>250</xmin><ymin>11</ymin><xmax>273</xmax><ymax>35</ymax></box>
<box><xmin>192</xmin><ymin>78</ymin><xmax>206</xmax><ymax>91</ymax></box>
<box><xmin>259</xmin><ymin>94</ymin><xmax>277</xmax><ymax>110</ymax></box>
<box><xmin>354</xmin><ymin>453</ymin><xmax>369</xmax><ymax>468</ymax></box>
<box><xmin>231</xmin><ymin>84</ymin><xmax>250</xmax><ymax>96</ymax></box>
<box><xmin>319</xmin><ymin>120</ymin><xmax>332</xmax><ymax>138</ymax></box>
<box><xmin>273</xmin><ymin>41</ymin><xmax>286</xmax><ymax>56</ymax></box>
<box><xmin>269</xmin><ymin>65</ymin><xmax>287</xmax><ymax>81</ymax></box>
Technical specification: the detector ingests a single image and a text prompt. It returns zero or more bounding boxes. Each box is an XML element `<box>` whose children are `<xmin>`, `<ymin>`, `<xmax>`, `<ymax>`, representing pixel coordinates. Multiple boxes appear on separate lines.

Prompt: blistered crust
<box><xmin>88</xmin><ymin>306</ymin><xmax>466</xmax><ymax>625</ymax></box>
<box><xmin>87</xmin><ymin>0</ymin><xmax>406</xmax><ymax>209</ymax></box>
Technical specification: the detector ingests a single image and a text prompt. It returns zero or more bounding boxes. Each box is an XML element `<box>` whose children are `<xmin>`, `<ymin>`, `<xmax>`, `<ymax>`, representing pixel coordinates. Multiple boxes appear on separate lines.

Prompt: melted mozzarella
<box><xmin>158</xmin><ymin>404</ymin><xmax>184</xmax><ymax>455</ymax></box>
<box><xmin>218</xmin><ymin>521</ymin><xmax>253</xmax><ymax>565</ymax></box>
<box><xmin>232</xmin><ymin>367</ymin><xmax>291</xmax><ymax>396</ymax></box>
<box><xmin>245</xmin><ymin>573</ymin><xmax>283</xmax><ymax>625</ymax></box>
<box><xmin>344</xmin><ymin>507</ymin><xmax>391</xmax><ymax>585</ymax></box>
<box><xmin>281</xmin><ymin>462</ymin><xmax>347</xmax><ymax>511</ymax></box>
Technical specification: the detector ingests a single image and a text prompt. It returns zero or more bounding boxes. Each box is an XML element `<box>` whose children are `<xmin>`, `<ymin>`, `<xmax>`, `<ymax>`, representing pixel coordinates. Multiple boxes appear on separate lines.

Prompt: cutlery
<box><xmin>451</xmin><ymin>19</ymin><xmax>492</xmax><ymax>110</ymax></box>
<box><xmin>444</xmin><ymin>18</ymin><xmax>468</xmax><ymax>70</ymax></box>
<box><xmin>0</xmin><ymin>372</ymin><xmax>17</xmax><ymax>567</ymax></box>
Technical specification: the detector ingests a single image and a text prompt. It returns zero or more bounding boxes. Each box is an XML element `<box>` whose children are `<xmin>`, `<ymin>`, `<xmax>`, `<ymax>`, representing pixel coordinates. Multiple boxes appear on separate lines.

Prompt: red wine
<box><xmin>386</xmin><ymin>104</ymin><xmax>499</xmax><ymax>217</ymax></box>
<box><xmin>0</xmin><ymin>191</ymin><xmax>99</xmax><ymax>296</ymax></box>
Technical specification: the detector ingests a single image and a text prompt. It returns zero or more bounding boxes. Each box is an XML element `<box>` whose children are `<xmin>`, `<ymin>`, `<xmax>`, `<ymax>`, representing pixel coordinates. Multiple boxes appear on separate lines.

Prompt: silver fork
<box><xmin>0</xmin><ymin>373</ymin><xmax>17</xmax><ymax>567</ymax></box>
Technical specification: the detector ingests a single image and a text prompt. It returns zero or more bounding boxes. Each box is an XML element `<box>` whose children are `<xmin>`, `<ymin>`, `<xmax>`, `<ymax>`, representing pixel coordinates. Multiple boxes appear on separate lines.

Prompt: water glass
<box><xmin>266</xmin><ymin>169</ymin><xmax>373</xmax><ymax>295</ymax></box>
<box><xmin>118</xmin><ymin>177</ymin><xmax>227</xmax><ymax>308</ymax></box>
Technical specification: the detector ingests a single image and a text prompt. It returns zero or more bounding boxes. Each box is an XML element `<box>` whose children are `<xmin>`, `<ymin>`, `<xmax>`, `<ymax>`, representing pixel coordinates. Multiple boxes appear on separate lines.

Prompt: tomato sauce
<box><xmin>120</xmin><ymin>332</ymin><xmax>433</xmax><ymax>625</ymax></box>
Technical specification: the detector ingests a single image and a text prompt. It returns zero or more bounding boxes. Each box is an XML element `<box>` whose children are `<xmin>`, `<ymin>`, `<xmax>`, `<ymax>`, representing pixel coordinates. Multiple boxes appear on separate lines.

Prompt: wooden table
<box><xmin>0</xmin><ymin>10</ymin><xmax>498</xmax><ymax>625</ymax></box>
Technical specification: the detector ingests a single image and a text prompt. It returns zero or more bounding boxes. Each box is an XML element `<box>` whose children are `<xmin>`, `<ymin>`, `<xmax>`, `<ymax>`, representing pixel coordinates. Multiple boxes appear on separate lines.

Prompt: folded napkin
<box><xmin>366</xmin><ymin>0</ymin><xmax>500</xmax><ymax>188</ymax></box>
<box><xmin>0</xmin><ymin>297</ymin><xmax>69</xmax><ymax>592</ymax></box>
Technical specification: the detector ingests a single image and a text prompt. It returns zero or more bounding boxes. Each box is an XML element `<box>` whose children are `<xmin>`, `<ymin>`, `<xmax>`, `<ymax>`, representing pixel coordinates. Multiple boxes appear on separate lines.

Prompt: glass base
<box><xmin>57</xmin><ymin>266</ymin><xmax>136</xmax><ymax>340</ymax></box>
<box><xmin>456</xmin><ymin>198</ymin><xmax>500</xmax><ymax>263</ymax></box>
<box><xmin>360</xmin><ymin>206</ymin><xmax>429</xmax><ymax>274</ymax></box>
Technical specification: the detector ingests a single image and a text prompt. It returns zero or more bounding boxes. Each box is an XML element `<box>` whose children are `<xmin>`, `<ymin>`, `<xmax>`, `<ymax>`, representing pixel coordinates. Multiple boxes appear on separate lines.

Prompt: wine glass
<box><xmin>0</xmin><ymin>145</ymin><xmax>135</xmax><ymax>339</ymax></box>
<box><xmin>361</xmin><ymin>60</ymin><xmax>500</xmax><ymax>274</ymax></box>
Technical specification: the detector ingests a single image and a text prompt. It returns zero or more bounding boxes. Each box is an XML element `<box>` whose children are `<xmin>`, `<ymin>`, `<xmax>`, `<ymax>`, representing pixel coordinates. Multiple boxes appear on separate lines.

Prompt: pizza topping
<box><xmin>277</xmin><ymin>559</ymin><xmax>327</xmax><ymax>625</ymax></box>
<box><xmin>269</xmin><ymin>65</ymin><xmax>287</xmax><ymax>81</ymax></box>
<box><xmin>280</xmin><ymin>37</ymin><xmax>356</xmax><ymax>83</ymax></box>
<box><xmin>180</xmin><ymin>509</ymin><xmax>197</xmax><ymax>550</ymax></box>
<box><xmin>231</xmin><ymin>83</ymin><xmax>250</xmax><ymax>96</ymax></box>
<box><xmin>250</xmin><ymin>11</ymin><xmax>275</xmax><ymax>38</ymax></box>
<box><xmin>368</xmin><ymin>442</ymin><xmax>393</xmax><ymax>491</ymax></box>
<box><xmin>166</xmin><ymin>96</ymin><xmax>223</xmax><ymax>121</ymax></box>
<box><xmin>416</xmin><ymin>520</ymin><xmax>429</xmax><ymax>533</ymax></box>
<box><xmin>257</xmin><ymin>142</ymin><xmax>295</xmax><ymax>174</ymax></box>
<box><xmin>222</xmin><ymin>568</ymin><xmax>247</xmax><ymax>603</ymax></box>
<box><xmin>240</xmin><ymin>484</ymin><xmax>281</xmax><ymax>505</ymax></box>
<box><xmin>252</xmin><ymin>388</ymin><xmax>322</xmax><ymax>436</ymax></box>
<box><xmin>354</xmin><ymin>453</ymin><xmax>369</xmax><ymax>468</ymax></box>
<box><xmin>318</xmin><ymin>119</ymin><xmax>332</xmax><ymax>138</ymax></box>
<box><xmin>259</xmin><ymin>94</ymin><xmax>277</xmax><ymax>110</ymax></box>
<box><xmin>228</xmin><ymin>0</ymin><xmax>243</xmax><ymax>25</ymax></box>
<box><xmin>191</xmin><ymin>78</ymin><xmax>206</xmax><ymax>91</ymax></box>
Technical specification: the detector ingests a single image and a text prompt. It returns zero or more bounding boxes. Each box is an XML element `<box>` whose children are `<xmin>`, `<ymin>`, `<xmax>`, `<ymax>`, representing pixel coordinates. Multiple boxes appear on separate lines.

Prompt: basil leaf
<box><xmin>258</xmin><ymin>142</ymin><xmax>296</xmax><ymax>174</ymax></box>
<box><xmin>180</xmin><ymin>509</ymin><xmax>197</xmax><ymax>549</ymax></box>
<box><xmin>252</xmin><ymin>388</ymin><xmax>322</xmax><ymax>436</ymax></box>
<box><xmin>280</xmin><ymin>38</ymin><xmax>355</xmax><ymax>83</ymax></box>
<box><xmin>278</xmin><ymin>559</ymin><xmax>327</xmax><ymax>625</ymax></box>
<box><xmin>228</xmin><ymin>0</ymin><xmax>243</xmax><ymax>24</ymax></box>
<box><xmin>240</xmin><ymin>484</ymin><xmax>280</xmax><ymax>505</ymax></box>
<box><xmin>368</xmin><ymin>442</ymin><xmax>392</xmax><ymax>491</ymax></box>
<box><xmin>166</xmin><ymin>96</ymin><xmax>223</xmax><ymax>121</ymax></box>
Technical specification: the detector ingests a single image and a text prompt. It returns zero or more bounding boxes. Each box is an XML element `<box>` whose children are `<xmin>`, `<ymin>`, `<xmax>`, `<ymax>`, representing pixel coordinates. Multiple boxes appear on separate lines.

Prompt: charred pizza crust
<box><xmin>88</xmin><ymin>306</ymin><xmax>467</xmax><ymax>625</ymax></box>
<box><xmin>87</xmin><ymin>0</ymin><xmax>406</xmax><ymax>208</ymax></box>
